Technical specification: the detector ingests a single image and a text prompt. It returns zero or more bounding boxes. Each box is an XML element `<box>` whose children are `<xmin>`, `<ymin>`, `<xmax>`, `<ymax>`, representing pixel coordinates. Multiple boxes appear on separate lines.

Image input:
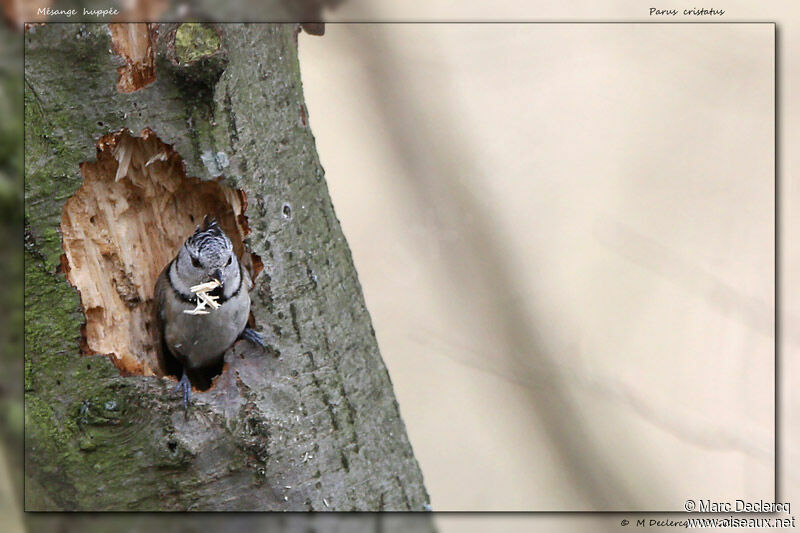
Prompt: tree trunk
<box><xmin>24</xmin><ymin>23</ymin><xmax>430</xmax><ymax>512</ymax></box>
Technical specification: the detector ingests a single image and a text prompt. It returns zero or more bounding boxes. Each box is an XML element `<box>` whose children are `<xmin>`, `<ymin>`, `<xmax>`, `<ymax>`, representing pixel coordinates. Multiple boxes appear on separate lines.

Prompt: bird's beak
<box><xmin>212</xmin><ymin>268</ymin><xmax>223</xmax><ymax>286</ymax></box>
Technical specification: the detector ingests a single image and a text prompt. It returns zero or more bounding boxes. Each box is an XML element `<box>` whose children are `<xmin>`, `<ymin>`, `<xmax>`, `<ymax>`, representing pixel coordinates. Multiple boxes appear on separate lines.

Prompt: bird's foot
<box><xmin>239</xmin><ymin>327</ymin><xmax>264</xmax><ymax>348</ymax></box>
<box><xmin>174</xmin><ymin>371</ymin><xmax>191</xmax><ymax>409</ymax></box>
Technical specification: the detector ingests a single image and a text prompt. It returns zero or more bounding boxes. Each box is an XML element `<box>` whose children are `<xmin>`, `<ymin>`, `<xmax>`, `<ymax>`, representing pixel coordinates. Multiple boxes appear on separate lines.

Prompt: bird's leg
<box><xmin>174</xmin><ymin>370</ymin><xmax>192</xmax><ymax>409</ymax></box>
<box><xmin>239</xmin><ymin>327</ymin><xmax>264</xmax><ymax>347</ymax></box>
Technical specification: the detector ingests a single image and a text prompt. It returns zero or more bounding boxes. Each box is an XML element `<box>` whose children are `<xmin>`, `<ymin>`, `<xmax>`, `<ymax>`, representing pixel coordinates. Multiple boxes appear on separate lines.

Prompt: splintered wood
<box><xmin>109</xmin><ymin>23</ymin><xmax>157</xmax><ymax>93</ymax></box>
<box><xmin>61</xmin><ymin>129</ymin><xmax>254</xmax><ymax>376</ymax></box>
<box><xmin>185</xmin><ymin>279</ymin><xmax>222</xmax><ymax>315</ymax></box>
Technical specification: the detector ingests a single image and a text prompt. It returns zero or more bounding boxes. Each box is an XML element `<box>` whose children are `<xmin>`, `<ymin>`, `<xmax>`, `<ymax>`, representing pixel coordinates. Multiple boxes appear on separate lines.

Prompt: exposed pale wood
<box><xmin>109</xmin><ymin>23</ymin><xmax>157</xmax><ymax>93</ymax></box>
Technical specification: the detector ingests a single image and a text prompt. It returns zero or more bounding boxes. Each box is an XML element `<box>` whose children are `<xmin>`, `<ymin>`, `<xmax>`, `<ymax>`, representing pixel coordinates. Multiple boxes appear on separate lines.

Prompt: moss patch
<box><xmin>175</xmin><ymin>24</ymin><xmax>220</xmax><ymax>65</ymax></box>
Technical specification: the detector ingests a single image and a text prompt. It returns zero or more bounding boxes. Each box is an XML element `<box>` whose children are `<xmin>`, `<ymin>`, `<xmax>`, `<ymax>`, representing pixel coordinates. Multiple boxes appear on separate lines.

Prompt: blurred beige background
<box><xmin>299</xmin><ymin>18</ymin><xmax>776</xmax><ymax>519</ymax></box>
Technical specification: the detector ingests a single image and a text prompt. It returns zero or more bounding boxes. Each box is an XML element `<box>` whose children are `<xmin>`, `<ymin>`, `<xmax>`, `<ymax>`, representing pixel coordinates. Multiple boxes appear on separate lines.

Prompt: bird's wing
<box><xmin>152</xmin><ymin>262</ymin><xmax>172</xmax><ymax>375</ymax></box>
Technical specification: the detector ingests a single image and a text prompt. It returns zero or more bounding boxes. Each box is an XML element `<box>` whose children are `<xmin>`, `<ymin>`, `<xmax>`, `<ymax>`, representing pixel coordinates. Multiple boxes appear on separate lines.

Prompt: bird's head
<box><xmin>178</xmin><ymin>216</ymin><xmax>237</xmax><ymax>288</ymax></box>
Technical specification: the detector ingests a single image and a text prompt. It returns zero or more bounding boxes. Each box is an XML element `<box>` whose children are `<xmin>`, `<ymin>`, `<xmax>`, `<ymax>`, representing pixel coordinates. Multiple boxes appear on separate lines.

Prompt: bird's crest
<box><xmin>186</xmin><ymin>215</ymin><xmax>231</xmax><ymax>255</ymax></box>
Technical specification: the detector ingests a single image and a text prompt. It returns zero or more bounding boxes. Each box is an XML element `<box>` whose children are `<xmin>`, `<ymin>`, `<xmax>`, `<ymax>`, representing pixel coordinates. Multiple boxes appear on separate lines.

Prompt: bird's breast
<box><xmin>164</xmin><ymin>291</ymin><xmax>250</xmax><ymax>369</ymax></box>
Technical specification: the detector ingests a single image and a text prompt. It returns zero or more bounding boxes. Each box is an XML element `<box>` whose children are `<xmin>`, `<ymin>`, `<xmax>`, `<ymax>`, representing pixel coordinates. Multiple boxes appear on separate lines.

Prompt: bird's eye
<box><xmin>226</xmin><ymin>256</ymin><xmax>232</xmax><ymax>266</ymax></box>
<box><xmin>191</xmin><ymin>256</ymin><xmax>201</xmax><ymax>268</ymax></box>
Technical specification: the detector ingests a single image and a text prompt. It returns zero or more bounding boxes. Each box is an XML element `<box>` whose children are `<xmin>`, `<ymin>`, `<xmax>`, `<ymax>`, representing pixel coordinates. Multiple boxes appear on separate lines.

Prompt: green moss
<box><xmin>24</xmin><ymin>354</ymin><xmax>34</xmax><ymax>392</ymax></box>
<box><xmin>25</xmin><ymin>395</ymin><xmax>79</xmax><ymax>454</ymax></box>
<box><xmin>23</xmin><ymin>73</ymin><xmax>86</xmax><ymax>271</ymax></box>
<box><xmin>23</xmin><ymin>89</ymin><xmax>45</xmax><ymax>140</ymax></box>
<box><xmin>24</xmin><ymin>252</ymin><xmax>82</xmax><ymax>359</ymax></box>
<box><xmin>24</xmin><ymin>244</ymin><xmax>144</xmax><ymax>492</ymax></box>
<box><xmin>40</xmin><ymin>227</ymin><xmax>64</xmax><ymax>270</ymax></box>
<box><xmin>175</xmin><ymin>24</ymin><xmax>220</xmax><ymax>64</ymax></box>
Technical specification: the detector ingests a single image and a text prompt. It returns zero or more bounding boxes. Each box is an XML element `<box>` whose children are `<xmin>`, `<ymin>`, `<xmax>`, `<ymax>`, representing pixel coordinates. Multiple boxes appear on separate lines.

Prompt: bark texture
<box><xmin>24</xmin><ymin>23</ymin><xmax>430</xmax><ymax>511</ymax></box>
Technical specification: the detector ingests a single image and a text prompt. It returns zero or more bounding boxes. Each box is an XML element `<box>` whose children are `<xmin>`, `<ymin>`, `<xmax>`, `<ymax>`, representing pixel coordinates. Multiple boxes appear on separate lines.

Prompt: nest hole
<box><xmin>61</xmin><ymin>128</ymin><xmax>261</xmax><ymax>386</ymax></box>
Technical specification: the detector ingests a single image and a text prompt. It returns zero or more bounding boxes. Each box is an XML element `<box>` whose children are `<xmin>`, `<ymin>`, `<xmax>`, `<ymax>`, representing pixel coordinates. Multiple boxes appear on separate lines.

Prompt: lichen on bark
<box><xmin>25</xmin><ymin>23</ymin><xmax>429</xmax><ymax>511</ymax></box>
<box><xmin>174</xmin><ymin>23</ymin><xmax>221</xmax><ymax>64</ymax></box>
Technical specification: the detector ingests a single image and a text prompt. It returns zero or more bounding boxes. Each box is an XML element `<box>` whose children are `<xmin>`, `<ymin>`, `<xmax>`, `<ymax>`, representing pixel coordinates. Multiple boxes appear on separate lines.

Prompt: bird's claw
<box><xmin>174</xmin><ymin>372</ymin><xmax>191</xmax><ymax>409</ymax></box>
<box><xmin>240</xmin><ymin>327</ymin><xmax>264</xmax><ymax>348</ymax></box>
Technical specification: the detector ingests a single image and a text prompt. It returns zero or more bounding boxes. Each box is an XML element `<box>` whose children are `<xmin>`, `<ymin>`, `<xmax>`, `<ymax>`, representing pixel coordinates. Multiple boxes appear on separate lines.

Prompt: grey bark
<box><xmin>24</xmin><ymin>23</ymin><xmax>430</xmax><ymax>512</ymax></box>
